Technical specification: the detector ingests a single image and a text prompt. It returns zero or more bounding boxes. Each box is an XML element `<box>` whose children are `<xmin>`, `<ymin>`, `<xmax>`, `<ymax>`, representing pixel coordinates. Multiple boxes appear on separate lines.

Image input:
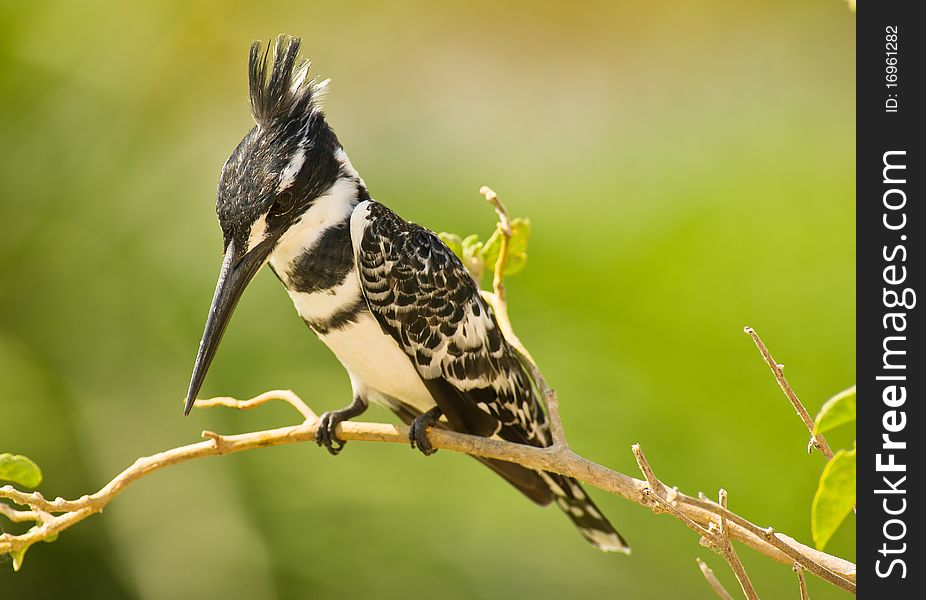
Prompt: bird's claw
<box><xmin>316</xmin><ymin>411</ymin><xmax>347</xmax><ymax>455</ymax></box>
<box><xmin>409</xmin><ymin>408</ymin><xmax>442</xmax><ymax>456</ymax></box>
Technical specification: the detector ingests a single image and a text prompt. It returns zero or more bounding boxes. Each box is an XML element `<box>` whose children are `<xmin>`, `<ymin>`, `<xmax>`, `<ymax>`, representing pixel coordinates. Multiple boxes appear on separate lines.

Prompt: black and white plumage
<box><xmin>185</xmin><ymin>35</ymin><xmax>629</xmax><ymax>553</ymax></box>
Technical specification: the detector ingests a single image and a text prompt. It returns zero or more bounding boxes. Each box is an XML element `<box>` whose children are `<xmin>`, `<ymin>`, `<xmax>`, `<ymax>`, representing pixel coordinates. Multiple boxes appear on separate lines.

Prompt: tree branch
<box><xmin>689</xmin><ymin>493</ymin><xmax>854</xmax><ymax>593</ymax></box>
<box><xmin>1</xmin><ymin>390</ymin><xmax>856</xmax><ymax>590</ymax></box>
<box><xmin>0</xmin><ymin>503</ymin><xmax>50</xmax><ymax>525</ymax></box>
<box><xmin>714</xmin><ymin>489</ymin><xmax>759</xmax><ymax>600</ymax></box>
<box><xmin>634</xmin><ymin>448</ymin><xmax>758</xmax><ymax>599</ymax></box>
<box><xmin>744</xmin><ymin>327</ymin><xmax>835</xmax><ymax>460</ymax></box>
<box><xmin>795</xmin><ymin>563</ymin><xmax>811</xmax><ymax>600</ymax></box>
<box><xmin>478</xmin><ymin>185</ymin><xmax>566</xmax><ymax>447</ymax></box>
<box><xmin>193</xmin><ymin>388</ymin><xmax>316</xmax><ymax>421</ymax></box>
<box><xmin>481</xmin><ymin>185</ymin><xmax>512</xmax><ymax>306</ymax></box>
<box><xmin>698</xmin><ymin>558</ymin><xmax>735</xmax><ymax>600</ymax></box>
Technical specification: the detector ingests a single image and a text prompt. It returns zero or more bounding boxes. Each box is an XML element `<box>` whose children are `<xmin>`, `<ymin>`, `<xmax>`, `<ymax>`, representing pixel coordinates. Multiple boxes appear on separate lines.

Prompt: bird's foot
<box><xmin>409</xmin><ymin>407</ymin><xmax>443</xmax><ymax>456</ymax></box>
<box><xmin>315</xmin><ymin>397</ymin><xmax>367</xmax><ymax>456</ymax></box>
<box><xmin>315</xmin><ymin>411</ymin><xmax>348</xmax><ymax>455</ymax></box>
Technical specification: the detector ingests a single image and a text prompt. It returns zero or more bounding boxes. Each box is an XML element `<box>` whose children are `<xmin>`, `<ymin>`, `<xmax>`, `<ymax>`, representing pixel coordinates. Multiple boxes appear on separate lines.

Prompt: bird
<box><xmin>184</xmin><ymin>35</ymin><xmax>629</xmax><ymax>553</ymax></box>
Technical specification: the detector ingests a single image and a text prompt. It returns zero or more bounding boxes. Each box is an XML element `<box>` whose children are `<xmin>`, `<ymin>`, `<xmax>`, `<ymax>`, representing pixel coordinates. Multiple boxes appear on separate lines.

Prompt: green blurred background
<box><xmin>1</xmin><ymin>0</ymin><xmax>854</xmax><ymax>598</ymax></box>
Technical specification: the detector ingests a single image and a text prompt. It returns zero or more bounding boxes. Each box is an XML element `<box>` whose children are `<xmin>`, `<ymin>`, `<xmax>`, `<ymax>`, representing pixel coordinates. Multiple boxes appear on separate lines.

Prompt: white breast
<box><xmin>318</xmin><ymin>313</ymin><xmax>437</xmax><ymax>414</ymax></box>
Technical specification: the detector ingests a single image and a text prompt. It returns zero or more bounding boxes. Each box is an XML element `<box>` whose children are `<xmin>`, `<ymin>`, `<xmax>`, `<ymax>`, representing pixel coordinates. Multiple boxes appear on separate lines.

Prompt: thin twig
<box><xmin>715</xmin><ymin>489</ymin><xmax>759</xmax><ymax>600</ymax></box>
<box><xmin>697</xmin><ymin>558</ymin><xmax>735</xmax><ymax>600</ymax></box>
<box><xmin>643</xmin><ymin>489</ymin><xmax>707</xmax><ymax>536</ymax></box>
<box><xmin>632</xmin><ymin>444</ymin><xmax>667</xmax><ymax>499</ymax></box>
<box><xmin>794</xmin><ymin>563</ymin><xmax>810</xmax><ymax>600</ymax></box>
<box><xmin>194</xmin><ymin>389</ymin><xmax>317</xmax><ymax>421</ymax></box>
<box><xmin>480</xmin><ymin>185</ymin><xmax>512</xmax><ymax>305</ymax></box>
<box><xmin>478</xmin><ymin>185</ymin><xmax>566</xmax><ymax>446</ymax></box>
<box><xmin>634</xmin><ymin>446</ymin><xmax>758</xmax><ymax>599</ymax></box>
<box><xmin>744</xmin><ymin>327</ymin><xmax>835</xmax><ymax>460</ymax></box>
<box><xmin>0</xmin><ymin>503</ymin><xmax>49</xmax><ymax>525</ymax></box>
<box><xmin>691</xmin><ymin>494</ymin><xmax>855</xmax><ymax>594</ymax></box>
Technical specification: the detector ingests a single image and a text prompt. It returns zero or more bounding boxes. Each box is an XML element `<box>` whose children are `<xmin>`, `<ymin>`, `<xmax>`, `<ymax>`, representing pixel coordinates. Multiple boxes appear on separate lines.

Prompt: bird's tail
<box><xmin>390</xmin><ymin>403</ymin><xmax>629</xmax><ymax>552</ymax></box>
<box><xmin>540</xmin><ymin>471</ymin><xmax>631</xmax><ymax>553</ymax></box>
<box><xmin>469</xmin><ymin>455</ymin><xmax>630</xmax><ymax>552</ymax></box>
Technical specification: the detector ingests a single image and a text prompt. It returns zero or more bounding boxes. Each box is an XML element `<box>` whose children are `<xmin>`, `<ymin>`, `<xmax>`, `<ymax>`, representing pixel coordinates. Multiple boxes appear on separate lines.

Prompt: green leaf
<box><xmin>461</xmin><ymin>233</ymin><xmax>482</xmax><ymax>254</ymax></box>
<box><xmin>480</xmin><ymin>218</ymin><xmax>531</xmax><ymax>277</ymax></box>
<box><xmin>814</xmin><ymin>386</ymin><xmax>856</xmax><ymax>435</ymax></box>
<box><xmin>10</xmin><ymin>545</ymin><xmax>28</xmax><ymax>572</ymax></box>
<box><xmin>437</xmin><ymin>232</ymin><xmax>464</xmax><ymax>260</ymax></box>
<box><xmin>0</xmin><ymin>453</ymin><xmax>43</xmax><ymax>488</ymax></box>
<box><xmin>812</xmin><ymin>447</ymin><xmax>856</xmax><ymax>550</ymax></box>
<box><xmin>461</xmin><ymin>234</ymin><xmax>484</xmax><ymax>272</ymax></box>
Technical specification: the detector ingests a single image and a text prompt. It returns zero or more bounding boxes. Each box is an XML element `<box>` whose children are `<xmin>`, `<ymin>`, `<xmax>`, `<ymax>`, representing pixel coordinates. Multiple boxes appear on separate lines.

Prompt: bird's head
<box><xmin>185</xmin><ymin>35</ymin><xmax>345</xmax><ymax>414</ymax></box>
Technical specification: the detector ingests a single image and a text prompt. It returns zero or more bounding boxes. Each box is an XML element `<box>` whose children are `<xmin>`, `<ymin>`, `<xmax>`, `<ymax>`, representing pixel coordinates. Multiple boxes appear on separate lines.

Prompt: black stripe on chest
<box><xmin>286</xmin><ymin>220</ymin><xmax>354</xmax><ymax>293</ymax></box>
<box><xmin>302</xmin><ymin>295</ymin><xmax>368</xmax><ymax>336</ymax></box>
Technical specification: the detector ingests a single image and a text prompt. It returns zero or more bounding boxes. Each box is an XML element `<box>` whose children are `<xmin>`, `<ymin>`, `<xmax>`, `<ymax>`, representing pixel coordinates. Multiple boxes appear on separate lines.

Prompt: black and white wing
<box><xmin>350</xmin><ymin>200</ymin><xmax>549</xmax><ymax>446</ymax></box>
<box><xmin>350</xmin><ymin>200</ymin><xmax>630</xmax><ymax>553</ymax></box>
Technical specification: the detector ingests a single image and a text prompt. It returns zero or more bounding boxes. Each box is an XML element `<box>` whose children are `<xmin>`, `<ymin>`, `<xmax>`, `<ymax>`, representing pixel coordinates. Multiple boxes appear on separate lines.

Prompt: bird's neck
<box><xmin>268</xmin><ymin>150</ymin><xmax>367</xmax><ymax>295</ymax></box>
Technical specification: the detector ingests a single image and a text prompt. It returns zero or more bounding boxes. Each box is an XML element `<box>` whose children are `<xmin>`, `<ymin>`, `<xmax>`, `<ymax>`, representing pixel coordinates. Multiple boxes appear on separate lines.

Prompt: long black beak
<box><xmin>184</xmin><ymin>235</ymin><xmax>277</xmax><ymax>415</ymax></box>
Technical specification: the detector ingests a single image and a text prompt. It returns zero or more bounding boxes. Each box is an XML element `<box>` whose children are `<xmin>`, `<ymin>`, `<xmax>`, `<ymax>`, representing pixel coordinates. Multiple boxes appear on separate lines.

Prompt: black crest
<box><xmin>248</xmin><ymin>35</ymin><xmax>324</xmax><ymax>127</ymax></box>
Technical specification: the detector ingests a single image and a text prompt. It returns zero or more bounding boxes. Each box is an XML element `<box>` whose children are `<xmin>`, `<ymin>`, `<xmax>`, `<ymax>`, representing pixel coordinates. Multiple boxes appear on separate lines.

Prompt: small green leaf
<box><xmin>461</xmin><ymin>234</ymin><xmax>484</xmax><ymax>272</ymax></box>
<box><xmin>437</xmin><ymin>232</ymin><xmax>464</xmax><ymax>260</ymax></box>
<box><xmin>814</xmin><ymin>386</ymin><xmax>856</xmax><ymax>435</ymax></box>
<box><xmin>10</xmin><ymin>545</ymin><xmax>28</xmax><ymax>572</ymax></box>
<box><xmin>461</xmin><ymin>233</ymin><xmax>482</xmax><ymax>253</ymax></box>
<box><xmin>812</xmin><ymin>447</ymin><xmax>856</xmax><ymax>550</ymax></box>
<box><xmin>480</xmin><ymin>218</ymin><xmax>531</xmax><ymax>276</ymax></box>
<box><xmin>0</xmin><ymin>453</ymin><xmax>43</xmax><ymax>488</ymax></box>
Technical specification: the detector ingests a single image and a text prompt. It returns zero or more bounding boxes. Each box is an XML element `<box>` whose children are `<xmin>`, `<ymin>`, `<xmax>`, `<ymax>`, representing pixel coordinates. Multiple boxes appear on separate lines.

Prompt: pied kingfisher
<box><xmin>184</xmin><ymin>35</ymin><xmax>628</xmax><ymax>553</ymax></box>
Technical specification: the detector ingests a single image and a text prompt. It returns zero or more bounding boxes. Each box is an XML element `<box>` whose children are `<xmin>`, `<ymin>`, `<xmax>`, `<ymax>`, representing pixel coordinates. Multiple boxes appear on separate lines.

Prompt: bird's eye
<box><xmin>270</xmin><ymin>190</ymin><xmax>296</xmax><ymax>217</ymax></box>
